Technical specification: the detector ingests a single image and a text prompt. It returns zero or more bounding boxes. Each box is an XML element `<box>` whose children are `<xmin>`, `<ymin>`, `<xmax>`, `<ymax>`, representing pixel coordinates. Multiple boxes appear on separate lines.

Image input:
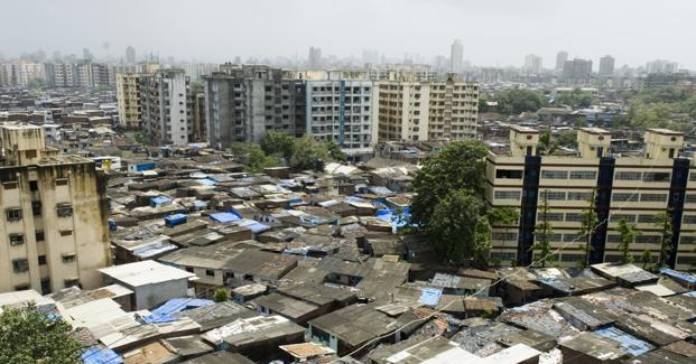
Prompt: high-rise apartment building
<box><xmin>524</xmin><ymin>54</ymin><xmax>543</xmax><ymax>74</ymax></box>
<box><xmin>377</xmin><ymin>76</ymin><xmax>478</xmax><ymax>142</ymax></box>
<box><xmin>0</xmin><ymin>123</ymin><xmax>110</xmax><ymax>294</ymax></box>
<box><xmin>0</xmin><ymin>63</ymin><xmax>45</xmax><ymax>87</ymax></box>
<box><xmin>450</xmin><ymin>40</ymin><xmax>463</xmax><ymax>73</ymax></box>
<box><xmin>126</xmin><ymin>46</ymin><xmax>136</xmax><ymax>64</ymax></box>
<box><xmin>139</xmin><ymin>69</ymin><xmax>192</xmax><ymax>146</ymax></box>
<box><xmin>116</xmin><ymin>73</ymin><xmax>142</xmax><ymax>129</ymax></box>
<box><xmin>599</xmin><ymin>55</ymin><xmax>615</xmax><ymax>76</ymax></box>
<box><xmin>203</xmin><ymin>65</ymin><xmax>305</xmax><ymax>147</ymax></box>
<box><xmin>555</xmin><ymin>51</ymin><xmax>568</xmax><ymax>71</ymax></box>
<box><xmin>305</xmin><ymin>80</ymin><xmax>377</xmax><ymax>160</ymax></box>
<box><xmin>646</xmin><ymin>60</ymin><xmax>679</xmax><ymax>74</ymax></box>
<box><xmin>562</xmin><ymin>58</ymin><xmax>593</xmax><ymax>84</ymax></box>
<box><xmin>486</xmin><ymin>126</ymin><xmax>696</xmax><ymax>270</ymax></box>
<box><xmin>308</xmin><ymin>47</ymin><xmax>322</xmax><ymax>69</ymax></box>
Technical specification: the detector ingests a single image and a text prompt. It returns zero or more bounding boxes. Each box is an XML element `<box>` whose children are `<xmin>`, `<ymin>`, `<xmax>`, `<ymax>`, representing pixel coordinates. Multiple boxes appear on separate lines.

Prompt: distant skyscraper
<box><xmin>308</xmin><ymin>46</ymin><xmax>322</xmax><ymax>69</ymax></box>
<box><xmin>555</xmin><ymin>51</ymin><xmax>568</xmax><ymax>71</ymax></box>
<box><xmin>524</xmin><ymin>54</ymin><xmax>543</xmax><ymax>74</ymax></box>
<box><xmin>646</xmin><ymin>59</ymin><xmax>679</xmax><ymax>74</ymax></box>
<box><xmin>599</xmin><ymin>55</ymin><xmax>615</xmax><ymax>76</ymax></box>
<box><xmin>125</xmin><ymin>46</ymin><xmax>136</xmax><ymax>64</ymax></box>
<box><xmin>450</xmin><ymin>40</ymin><xmax>463</xmax><ymax>73</ymax></box>
<box><xmin>562</xmin><ymin>58</ymin><xmax>593</xmax><ymax>84</ymax></box>
<box><xmin>82</xmin><ymin>48</ymin><xmax>93</xmax><ymax>62</ymax></box>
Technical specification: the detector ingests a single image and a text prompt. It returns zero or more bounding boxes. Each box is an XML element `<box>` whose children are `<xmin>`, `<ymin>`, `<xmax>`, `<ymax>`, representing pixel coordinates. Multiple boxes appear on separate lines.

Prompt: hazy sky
<box><xmin>1</xmin><ymin>0</ymin><xmax>694</xmax><ymax>68</ymax></box>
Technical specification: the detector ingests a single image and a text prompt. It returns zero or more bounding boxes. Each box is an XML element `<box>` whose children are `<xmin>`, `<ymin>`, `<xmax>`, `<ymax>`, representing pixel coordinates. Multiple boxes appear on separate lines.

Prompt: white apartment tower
<box><xmin>140</xmin><ymin>69</ymin><xmax>191</xmax><ymax>146</ymax></box>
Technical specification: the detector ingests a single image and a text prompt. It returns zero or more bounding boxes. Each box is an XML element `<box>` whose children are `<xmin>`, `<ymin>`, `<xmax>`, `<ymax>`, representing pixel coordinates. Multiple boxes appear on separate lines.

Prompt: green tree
<box><xmin>260</xmin><ymin>131</ymin><xmax>296</xmax><ymax>161</ymax></box>
<box><xmin>0</xmin><ymin>305</ymin><xmax>81</xmax><ymax>364</ymax></box>
<box><xmin>410</xmin><ymin>140</ymin><xmax>488</xmax><ymax>226</ymax></box>
<box><xmin>495</xmin><ymin>88</ymin><xmax>546</xmax><ymax>114</ymax></box>
<box><xmin>617</xmin><ymin>219</ymin><xmax>637</xmax><ymax>264</ymax></box>
<box><xmin>533</xmin><ymin>190</ymin><xmax>555</xmax><ymax>267</ymax></box>
<box><xmin>428</xmin><ymin>190</ymin><xmax>485</xmax><ymax>263</ymax></box>
<box><xmin>473</xmin><ymin>216</ymin><xmax>493</xmax><ymax>268</ymax></box>
<box><xmin>641</xmin><ymin>249</ymin><xmax>653</xmax><ymax>270</ymax></box>
<box><xmin>289</xmin><ymin>136</ymin><xmax>330</xmax><ymax>171</ymax></box>
<box><xmin>213</xmin><ymin>288</ymin><xmax>229</xmax><ymax>302</ymax></box>
<box><xmin>655</xmin><ymin>210</ymin><xmax>674</xmax><ymax>268</ymax></box>
<box><xmin>326</xmin><ymin>141</ymin><xmax>347</xmax><ymax>162</ymax></box>
<box><xmin>230</xmin><ymin>143</ymin><xmax>280</xmax><ymax>172</ymax></box>
<box><xmin>578</xmin><ymin>191</ymin><xmax>598</xmax><ymax>268</ymax></box>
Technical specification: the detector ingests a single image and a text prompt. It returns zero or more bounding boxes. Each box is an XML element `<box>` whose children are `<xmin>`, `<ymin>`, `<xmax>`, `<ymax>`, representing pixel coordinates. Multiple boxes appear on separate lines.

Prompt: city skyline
<box><xmin>1</xmin><ymin>0</ymin><xmax>695</xmax><ymax>69</ymax></box>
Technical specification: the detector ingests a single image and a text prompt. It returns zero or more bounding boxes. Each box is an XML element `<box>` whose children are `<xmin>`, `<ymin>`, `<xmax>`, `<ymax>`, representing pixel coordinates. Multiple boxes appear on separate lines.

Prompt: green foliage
<box><xmin>410</xmin><ymin>140</ymin><xmax>488</xmax><ymax>226</ymax></box>
<box><xmin>213</xmin><ymin>288</ymin><xmax>229</xmax><ymax>302</ymax></box>
<box><xmin>578</xmin><ymin>191</ymin><xmax>598</xmax><ymax>268</ymax></box>
<box><xmin>326</xmin><ymin>141</ymin><xmax>347</xmax><ymax>162</ymax></box>
<box><xmin>555</xmin><ymin>88</ymin><xmax>595</xmax><ymax>108</ymax></box>
<box><xmin>655</xmin><ymin>210</ymin><xmax>674</xmax><ymax>268</ymax></box>
<box><xmin>478</xmin><ymin>94</ymin><xmax>489</xmax><ymax>113</ymax></box>
<box><xmin>534</xmin><ymin>190</ymin><xmax>555</xmax><ymax>268</ymax></box>
<box><xmin>617</xmin><ymin>219</ymin><xmax>637</xmax><ymax>264</ymax></box>
<box><xmin>230</xmin><ymin>143</ymin><xmax>280</xmax><ymax>172</ymax></box>
<box><xmin>641</xmin><ymin>249</ymin><xmax>654</xmax><ymax>271</ymax></box>
<box><xmin>289</xmin><ymin>136</ymin><xmax>330</xmax><ymax>171</ymax></box>
<box><xmin>260</xmin><ymin>131</ymin><xmax>296</xmax><ymax>161</ymax></box>
<box><xmin>495</xmin><ymin>88</ymin><xmax>546</xmax><ymax>114</ymax></box>
<box><xmin>0</xmin><ymin>305</ymin><xmax>81</xmax><ymax>364</ymax></box>
<box><xmin>411</xmin><ymin>141</ymin><xmax>504</xmax><ymax>266</ymax></box>
<box><xmin>626</xmin><ymin>85</ymin><xmax>696</xmax><ymax>130</ymax></box>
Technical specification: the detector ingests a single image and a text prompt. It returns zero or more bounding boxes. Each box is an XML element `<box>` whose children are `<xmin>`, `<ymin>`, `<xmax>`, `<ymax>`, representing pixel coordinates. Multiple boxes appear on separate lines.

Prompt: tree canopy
<box><xmin>237</xmin><ymin>132</ymin><xmax>343</xmax><ymax>172</ymax></box>
<box><xmin>0</xmin><ymin>305</ymin><xmax>81</xmax><ymax>364</ymax></box>
<box><xmin>495</xmin><ymin>88</ymin><xmax>546</xmax><ymax>114</ymax></box>
<box><xmin>411</xmin><ymin>141</ymin><xmax>517</xmax><ymax>266</ymax></box>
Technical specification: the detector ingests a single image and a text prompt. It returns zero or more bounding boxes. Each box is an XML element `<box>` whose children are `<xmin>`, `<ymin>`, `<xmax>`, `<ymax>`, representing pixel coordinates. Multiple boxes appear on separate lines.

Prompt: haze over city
<box><xmin>2</xmin><ymin>0</ymin><xmax>696</xmax><ymax>68</ymax></box>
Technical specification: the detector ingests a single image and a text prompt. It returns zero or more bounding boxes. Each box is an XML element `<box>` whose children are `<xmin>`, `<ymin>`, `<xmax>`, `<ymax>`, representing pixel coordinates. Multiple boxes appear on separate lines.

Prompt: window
<box><xmin>536</xmin><ymin>233</ymin><xmax>562</xmax><ymax>242</ymax></box>
<box><xmin>560</xmin><ymin>254</ymin><xmax>585</xmax><ymax>262</ymax></box>
<box><xmin>686</xmin><ymin>194</ymin><xmax>696</xmax><ymax>204</ymax></box>
<box><xmin>12</xmin><ymin>259</ymin><xmax>29</xmax><ymax>273</ymax></box>
<box><xmin>541</xmin><ymin>170</ymin><xmax>569</xmax><ymax>179</ymax></box>
<box><xmin>35</xmin><ymin>231</ymin><xmax>44</xmax><ymax>242</ymax></box>
<box><xmin>681</xmin><ymin>235</ymin><xmax>696</xmax><ymax>245</ymax></box>
<box><xmin>9</xmin><ymin>233</ymin><xmax>24</xmax><ymax>246</ymax></box>
<box><xmin>615</xmin><ymin>171</ymin><xmax>642</xmax><ymax>180</ymax></box>
<box><xmin>64</xmin><ymin>279</ymin><xmax>79</xmax><ymax>288</ymax></box>
<box><xmin>635</xmin><ymin>235</ymin><xmax>661</xmax><ymax>244</ymax></box>
<box><xmin>569</xmin><ymin>171</ymin><xmax>597</xmax><ymax>180</ymax></box>
<box><xmin>185</xmin><ymin>267</ymin><xmax>194</xmax><ymax>273</ymax></box>
<box><xmin>29</xmin><ymin>181</ymin><xmax>38</xmax><ymax>191</ymax></box>
<box><xmin>59</xmin><ymin>230</ymin><xmax>72</xmax><ymax>236</ymax></box>
<box><xmin>492</xmin><ymin>232</ymin><xmax>517</xmax><ymax>241</ymax></box>
<box><xmin>32</xmin><ymin>201</ymin><xmax>41</xmax><ymax>216</ymax></box>
<box><xmin>542</xmin><ymin>191</ymin><xmax>566</xmax><ymax>200</ymax></box>
<box><xmin>6</xmin><ymin>208</ymin><xmax>22</xmax><ymax>222</ymax></box>
<box><xmin>638</xmin><ymin>214</ymin><xmax>657</xmax><ymax>223</ymax></box>
<box><xmin>538</xmin><ymin>212</ymin><xmax>564</xmax><ymax>221</ymax></box>
<box><xmin>490</xmin><ymin>252</ymin><xmax>516</xmax><ymax>262</ymax></box>
<box><xmin>611</xmin><ymin>214</ymin><xmax>636</xmax><ymax>223</ymax></box>
<box><xmin>3</xmin><ymin>181</ymin><xmax>17</xmax><ymax>189</ymax></box>
<box><xmin>612</xmin><ymin>193</ymin><xmax>638</xmax><ymax>202</ymax></box>
<box><xmin>56</xmin><ymin>203</ymin><xmax>73</xmax><ymax>217</ymax></box>
<box><xmin>496</xmin><ymin>169</ymin><xmax>523</xmax><ymax>179</ymax></box>
<box><xmin>568</xmin><ymin>192</ymin><xmax>592</xmax><ymax>201</ymax></box>
<box><xmin>640</xmin><ymin>193</ymin><xmax>666</xmax><ymax>202</ymax></box>
<box><xmin>607</xmin><ymin>234</ymin><xmax>621</xmax><ymax>243</ymax></box>
<box><xmin>565</xmin><ymin>213</ymin><xmax>583</xmax><ymax>222</ymax></box>
<box><xmin>205</xmin><ymin>269</ymin><xmax>215</xmax><ymax>277</ymax></box>
<box><xmin>683</xmin><ymin>215</ymin><xmax>696</xmax><ymax>224</ymax></box>
<box><xmin>38</xmin><ymin>255</ymin><xmax>47</xmax><ymax>265</ymax></box>
<box><xmin>56</xmin><ymin>178</ymin><xmax>68</xmax><ymax>186</ymax></box>
<box><xmin>563</xmin><ymin>233</ymin><xmax>583</xmax><ymax>242</ymax></box>
<box><xmin>494</xmin><ymin>191</ymin><xmax>521</xmax><ymax>200</ymax></box>
<box><xmin>643</xmin><ymin>172</ymin><xmax>670</xmax><ymax>182</ymax></box>
<box><xmin>62</xmin><ymin>254</ymin><xmax>76</xmax><ymax>263</ymax></box>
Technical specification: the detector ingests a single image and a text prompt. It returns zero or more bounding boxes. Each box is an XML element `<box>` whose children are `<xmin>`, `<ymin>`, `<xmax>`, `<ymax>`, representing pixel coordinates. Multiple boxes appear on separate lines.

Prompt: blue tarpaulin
<box><xmin>375</xmin><ymin>207</ymin><xmax>411</xmax><ymax>230</ymax></box>
<box><xmin>150</xmin><ymin>195</ymin><xmax>171</xmax><ymax>207</ymax></box>
<box><xmin>198</xmin><ymin>178</ymin><xmax>217</xmax><ymax>186</ymax></box>
<box><xmin>238</xmin><ymin>219</ymin><xmax>271</xmax><ymax>234</ymax></box>
<box><xmin>141</xmin><ymin>298</ymin><xmax>213</xmax><ymax>324</ymax></box>
<box><xmin>81</xmin><ymin>346</ymin><xmax>123</xmax><ymax>364</ymax></box>
<box><xmin>595</xmin><ymin>326</ymin><xmax>654</xmax><ymax>357</ymax></box>
<box><xmin>419</xmin><ymin>287</ymin><xmax>443</xmax><ymax>306</ymax></box>
<box><xmin>210</xmin><ymin>211</ymin><xmax>242</xmax><ymax>224</ymax></box>
<box><xmin>164</xmin><ymin>213</ymin><xmax>187</xmax><ymax>227</ymax></box>
<box><xmin>660</xmin><ymin>268</ymin><xmax>696</xmax><ymax>286</ymax></box>
<box><xmin>134</xmin><ymin>161</ymin><xmax>156</xmax><ymax>172</ymax></box>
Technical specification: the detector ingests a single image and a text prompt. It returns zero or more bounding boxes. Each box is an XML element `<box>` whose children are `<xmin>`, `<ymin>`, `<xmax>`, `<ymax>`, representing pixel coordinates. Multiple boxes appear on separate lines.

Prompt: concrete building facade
<box><xmin>0</xmin><ymin>124</ymin><xmax>110</xmax><ymax>294</ymax></box>
<box><xmin>139</xmin><ymin>69</ymin><xmax>191</xmax><ymax>146</ymax></box>
<box><xmin>116</xmin><ymin>73</ymin><xmax>142</xmax><ymax>129</ymax></box>
<box><xmin>599</xmin><ymin>55</ymin><xmax>615</xmax><ymax>77</ymax></box>
<box><xmin>204</xmin><ymin>65</ymin><xmax>305</xmax><ymax>147</ymax></box>
<box><xmin>305</xmin><ymin>80</ymin><xmax>377</xmax><ymax>160</ymax></box>
<box><xmin>377</xmin><ymin>76</ymin><xmax>478</xmax><ymax>142</ymax></box>
<box><xmin>562</xmin><ymin>58</ymin><xmax>593</xmax><ymax>84</ymax></box>
<box><xmin>486</xmin><ymin>126</ymin><xmax>696</xmax><ymax>270</ymax></box>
